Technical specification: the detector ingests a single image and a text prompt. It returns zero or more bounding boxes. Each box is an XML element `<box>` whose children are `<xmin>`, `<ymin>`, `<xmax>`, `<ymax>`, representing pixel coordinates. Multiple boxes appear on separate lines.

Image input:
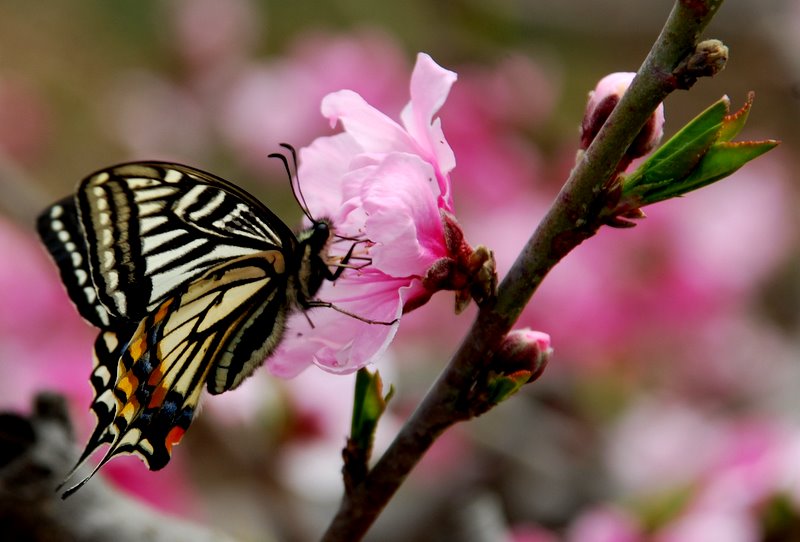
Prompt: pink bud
<box><xmin>580</xmin><ymin>72</ymin><xmax>665</xmax><ymax>161</ymax></box>
<box><xmin>495</xmin><ymin>329</ymin><xmax>552</xmax><ymax>383</ymax></box>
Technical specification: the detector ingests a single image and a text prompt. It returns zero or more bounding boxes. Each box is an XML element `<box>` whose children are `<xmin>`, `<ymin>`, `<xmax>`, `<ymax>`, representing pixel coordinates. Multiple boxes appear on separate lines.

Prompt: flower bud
<box><xmin>483</xmin><ymin>329</ymin><xmax>552</xmax><ymax>406</ymax></box>
<box><xmin>580</xmin><ymin>72</ymin><xmax>665</xmax><ymax>161</ymax></box>
<box><xmin>495</xmin><ymin>329</ymin><xmax>551</xmax><ymax>381</ymax></box>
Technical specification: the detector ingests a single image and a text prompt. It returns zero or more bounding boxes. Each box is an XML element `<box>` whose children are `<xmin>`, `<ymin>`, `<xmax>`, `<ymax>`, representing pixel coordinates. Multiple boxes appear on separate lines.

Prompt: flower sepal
<box><xmin>419</xmin><ymin>211</ymin><xmax>497</xmax><ymax>314</ymax></box>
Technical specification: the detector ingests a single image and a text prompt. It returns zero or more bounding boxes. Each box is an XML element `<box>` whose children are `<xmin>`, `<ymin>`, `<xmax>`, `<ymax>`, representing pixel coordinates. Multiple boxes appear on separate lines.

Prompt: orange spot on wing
<box><xmin>119</xmin><ymin>396</ymin><xmax>140</xmax><ymax>422</ymax></box>
<box><xmin>154</xmin><ymin>299</ymin><xmax>173</xmax><ymax>322</ymax></box>
<box><xmin>130</xmin><ymin>333</ymin><xmax>147</xmax><ymax>360</ymax></box>
<box><xmin>165</xmin><ymin>426</ymin><xmax>185</xmax><ymax>454</ymax></box>
<box><xmin>148</xmin><ymin>383</ymin><xmax>167</xmax><ymax>409</ymax></box>
<box><xmin>117</xmin><ymin>372</ymin><xmax>139</xmax><ymax>398</ymax></box>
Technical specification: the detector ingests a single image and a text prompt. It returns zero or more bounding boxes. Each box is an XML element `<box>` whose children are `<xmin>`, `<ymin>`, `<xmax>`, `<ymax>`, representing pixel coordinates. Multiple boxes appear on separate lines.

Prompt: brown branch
<box><xmin>320</xmin><ymin>1</ymin><xmax>726</xmax><ymax>540</ymax></box>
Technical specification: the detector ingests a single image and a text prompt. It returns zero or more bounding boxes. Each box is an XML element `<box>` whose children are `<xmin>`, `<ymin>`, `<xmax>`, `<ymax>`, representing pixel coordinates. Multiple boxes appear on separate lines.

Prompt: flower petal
<box><xmin>361</xmin><ymin>153</ymin><xmax>446</xmax><ymax>276</ymax></box>
<box><xmin>321</xmin><ymin>89</ymin><xmax>417</xmax><ymax>155</ymax></box>
<box><xmin>400</xmin><ymin>53</ymin><xmax>457</xmax><ymax>192</ymax></box>
<box><xmin>267</xmin><ymin>272</ymin><xmax>407</xmax><ymax>377</ymax></box>
<box><xmin>297</xmin><ymin>132</ymin><xmax>361</xmax><ymax>217</ymax></box>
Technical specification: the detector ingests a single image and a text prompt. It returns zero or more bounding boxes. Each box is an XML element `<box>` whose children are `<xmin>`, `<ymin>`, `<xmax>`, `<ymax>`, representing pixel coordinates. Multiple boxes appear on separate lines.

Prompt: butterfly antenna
<box><xmin>268</xmin><ymin>143</ymin><xmax>315</xmax><ymax>223</ymax></box>
<box><xmin>281</xmin><ymin>142</ymin><xmax>315</xmax><ymax>222</ymax></box>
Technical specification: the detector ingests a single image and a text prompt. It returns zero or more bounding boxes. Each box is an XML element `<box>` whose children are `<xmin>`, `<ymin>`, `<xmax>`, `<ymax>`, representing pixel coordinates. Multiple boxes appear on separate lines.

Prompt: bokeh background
<box><xmin>2</xmin><ymin>1</ymin><xmax>799</xmax><ymax>540</ymax></box>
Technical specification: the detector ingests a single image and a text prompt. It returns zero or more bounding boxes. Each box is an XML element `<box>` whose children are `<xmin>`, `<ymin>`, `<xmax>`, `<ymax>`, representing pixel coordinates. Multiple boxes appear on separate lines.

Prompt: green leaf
<box><xmin>486</xmin><ymin>370</ymin><xmax>532</xmax><ymax>404</ymax></box>
<box><xmin>645</xmin><ymin>139</ymin><xmax>779</xmax><ymax>201</ymax></box>
<box><xmin>718</xmin><ymin>91</ymin><xmax>753</xmax><ymax>142</ymax></box>
<box><xmin>624</xmin><ymin>96</ymin><xmax>729</xmax><ymax>194</ymax></box>
<box><xmin>619</xmin><ymin>93</ymin><xmax>779</xmax><ymax>208</ymax></box>
<box><xmin>350</xmin><ymin>368</ymin><xmax>394</xmax><ymax>455</ymax></box>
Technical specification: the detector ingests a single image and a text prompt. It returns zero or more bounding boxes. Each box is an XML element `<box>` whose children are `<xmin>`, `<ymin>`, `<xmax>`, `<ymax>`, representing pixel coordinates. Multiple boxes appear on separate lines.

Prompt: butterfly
<box><xmin>37</xmin><ymin>151</ymin><xmax>350</xmax><ymax>497</ymax></box>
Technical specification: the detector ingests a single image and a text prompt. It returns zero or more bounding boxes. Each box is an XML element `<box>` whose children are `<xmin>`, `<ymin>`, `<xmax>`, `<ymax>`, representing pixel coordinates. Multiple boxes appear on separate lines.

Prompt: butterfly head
<box><xmin>295</xmin><ymin>218</ymin><xmax>336</xmax><ymax>304</ymax></box>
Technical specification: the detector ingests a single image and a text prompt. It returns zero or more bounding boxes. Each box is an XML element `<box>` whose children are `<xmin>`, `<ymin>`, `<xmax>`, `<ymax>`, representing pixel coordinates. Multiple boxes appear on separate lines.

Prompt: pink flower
<box><xmin>507</xmin><ymin>524</ymin><xmax>559</xmax><ymax>542</ymax></box>
<box><xmin>267</xmin><ymin>53</ymin><xmax>470</xmax><ymax>377</ymax></box>
<box><xmin>605</xmin><ymin>398</ymin><xmax>725</xmax><ymax>495</ymax></box>
<box><xmin>275</xmin><ymin>368</ymin><xmax>401</xmax><ymax>500</ymax></box>
<box><xmin>169</xmin><ymin>0</ymin><xmax>259</xmax><ymax>74</ymax></box>
<box><xmin>0</xmin><ymin>217</ymin><xmax>95</xmax><ymax>411</ymax></box>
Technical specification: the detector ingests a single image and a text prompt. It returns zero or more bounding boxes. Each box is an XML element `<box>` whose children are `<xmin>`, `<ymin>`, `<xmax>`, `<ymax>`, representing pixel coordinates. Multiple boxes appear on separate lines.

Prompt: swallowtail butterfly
<box><xmin>37</xmin><ymin>156</ymin><xmax>345</xmax><ymax>496</ymax></box>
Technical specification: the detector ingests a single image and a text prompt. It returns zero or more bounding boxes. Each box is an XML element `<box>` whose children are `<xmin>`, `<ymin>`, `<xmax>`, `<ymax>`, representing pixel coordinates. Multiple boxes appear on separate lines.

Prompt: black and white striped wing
<box><xmin>62</xmin><ymin>252</ymin><xmax>291</xmax><ymax>496</ymax></box>
<box><xmin>73</xmin><ymin>162</ymin><xmax>298</xmax><ymax>323</ymax></box>
<box><xmin>37</xmin><ymin>196</ymin><xmax>115</xmax><ymax>328</ymax></box>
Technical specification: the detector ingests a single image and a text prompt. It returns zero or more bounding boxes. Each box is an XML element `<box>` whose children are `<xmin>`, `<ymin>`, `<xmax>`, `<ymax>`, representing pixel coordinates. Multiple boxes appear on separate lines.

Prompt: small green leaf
<box><xmin>619</xmin><ymin>93</ymin><xmax>779</xmax><ymax>208</ymax></box>
<box><xmin>649</xmin><ymin>139</ymin><xmax>779</xmax><ymax>200</ymax></box>
<box><xmin>624</xmin><ymin>96</ymin><xmax>729</xmax><ymax>193</ymax></box>
<box><xmin>718</xmin><ymin>91</ymin><xmax>753</xmax><ymax>142</ymax></box>
<box><xmin>486</xmin><ymin>370</ymin><xmax>532</xmax><ymax>404</ymax></box>
<box><xmin>350</xmin><ymin>368</ymin><xmax>394</xmax><ymax>455</ymax></box>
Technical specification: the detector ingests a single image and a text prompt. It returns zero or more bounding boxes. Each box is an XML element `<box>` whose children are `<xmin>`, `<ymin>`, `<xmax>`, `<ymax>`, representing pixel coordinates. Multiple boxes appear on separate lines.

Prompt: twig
<box><xmin>320</xmin><ymin>1</ymin><xmax>726</xmax><ymax>540</ymax></box>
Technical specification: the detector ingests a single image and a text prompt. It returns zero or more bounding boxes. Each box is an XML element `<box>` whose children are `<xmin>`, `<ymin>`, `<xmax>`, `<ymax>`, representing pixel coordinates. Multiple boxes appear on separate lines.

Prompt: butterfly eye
<box><xmin>314</xmin><ymin>220</ymin><xmax>330</xmax><ymax>238</ymax></box>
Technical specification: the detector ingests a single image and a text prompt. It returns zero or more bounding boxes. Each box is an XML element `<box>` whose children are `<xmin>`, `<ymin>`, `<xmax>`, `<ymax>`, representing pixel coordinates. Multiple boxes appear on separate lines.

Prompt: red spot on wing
<box><xmin>165</xmin><ymin>425</ymin><xmax>185</xmax><ymax>454</ymax></box>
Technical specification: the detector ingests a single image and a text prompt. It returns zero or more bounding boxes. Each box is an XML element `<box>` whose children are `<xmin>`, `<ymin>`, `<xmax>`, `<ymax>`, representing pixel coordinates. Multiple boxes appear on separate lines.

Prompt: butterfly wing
<box><xmin>61</xmin><ymin>252</ymin><xmax>291</xmax><ymax>496</ymax></box>
<box><xmin>37</xmin><ymin>197</ymin><xmax>116</xmax><ymax>329</ymax></box>
<box><xmin>36</xmin><ymin>162</ymin><xmax>312</xmax><ymax>494</ymax></box>
<box><xmin>73</xmin><ymin>162</ymin><xmax>298</xmax><ymax>323</ymax></box>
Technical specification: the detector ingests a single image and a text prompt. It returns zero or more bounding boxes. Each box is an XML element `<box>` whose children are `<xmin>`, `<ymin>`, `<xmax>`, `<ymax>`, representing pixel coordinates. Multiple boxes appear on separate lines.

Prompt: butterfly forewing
<box><xmin>77</xmin><ymin>162</ymin><xmax>297</xmax><ymax>322</ymax></box>
<box><xmin>37</xmin><ymin>197</ymin><xmax>115</xmax><ymax>329</ymax></box>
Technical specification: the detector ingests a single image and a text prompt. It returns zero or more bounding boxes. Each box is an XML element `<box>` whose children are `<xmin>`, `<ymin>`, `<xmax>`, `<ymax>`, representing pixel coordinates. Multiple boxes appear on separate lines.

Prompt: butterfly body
<box><xmin>37</xmin><ymin>161</ymin><xmax>335</xmax><ymax>494</ymax></box>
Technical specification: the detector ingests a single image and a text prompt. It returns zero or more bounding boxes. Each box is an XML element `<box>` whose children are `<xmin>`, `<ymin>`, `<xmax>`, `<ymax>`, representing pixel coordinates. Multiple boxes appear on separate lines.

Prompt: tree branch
<box><xmin>320</xmin><ymin>1</ymin><xmax>726</xmax><ymax>540</ymax></box>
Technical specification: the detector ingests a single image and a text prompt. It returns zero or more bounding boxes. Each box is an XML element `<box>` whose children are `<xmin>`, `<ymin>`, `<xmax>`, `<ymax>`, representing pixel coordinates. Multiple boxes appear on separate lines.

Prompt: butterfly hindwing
<box><xmin>60</xmin><ymin>251</ymin><xmax>296</xmax><ymax>495</ymax></box>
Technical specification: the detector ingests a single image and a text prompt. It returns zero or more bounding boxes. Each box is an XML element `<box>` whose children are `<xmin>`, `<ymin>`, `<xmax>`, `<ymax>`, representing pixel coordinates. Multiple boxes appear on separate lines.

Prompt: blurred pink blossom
<box><xmin>0</xmin><ymin>217</ymin><xmax>94</xmax><ymax>411</ymax></box>
<box><xmin>695</xmin><ymin>419</ymin><xmax>800</xmax><ymax>513</ymax></box>
<box><xmin>565</xmin><ymin>505</ymin><xmax>643</xmax><ymax>542</ymax></box>
<box><xmin>220</xmin><ymin>30</ymin><xmax>409</xmax><ymax>173</ymax></box>
<box><xmin>441</xmin><ymin>54</ymin><xmax>556</xmax><ymax>209</ymax></box>
<box><xmin>169</xmin><ymin>0</ymin><xmax>259</xmax><ymax>75</ymax></box>
<box><xmin>0</xmin><ymin>75</ymin><xmax>51</xmax><ymax>163</ymax></box>
<box><xmin>275</xmin><ymin>366</ymin><xmax>402</xmax><ymax>500</ymax></box>
<box><xmin>653</xmin><ymin>509</ymin><xmax>760</xmax><ymax>542</ymax></box>
<box><xmin>604</xmin><ymin>396</ymin><xmax>800</xmax><ymax>540</ymax></box>
<box><xmin>605</xmin><ymin>398</ymin><xmax>725</xmax><ymax>495</ymax></box>
<box><xmin>268</xmin><ymin>52</ymin><xmax>466</xmax><ymax>377</ymax></box>
<box><xmin>507</xmin><ymin>523</ymin><xmax>559</xmax><ymax>542</ymax></box>
<box><xmin>104</xmin><ymin>71</ymin><xmax>212</xmax><ymax>161</ymax></box>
